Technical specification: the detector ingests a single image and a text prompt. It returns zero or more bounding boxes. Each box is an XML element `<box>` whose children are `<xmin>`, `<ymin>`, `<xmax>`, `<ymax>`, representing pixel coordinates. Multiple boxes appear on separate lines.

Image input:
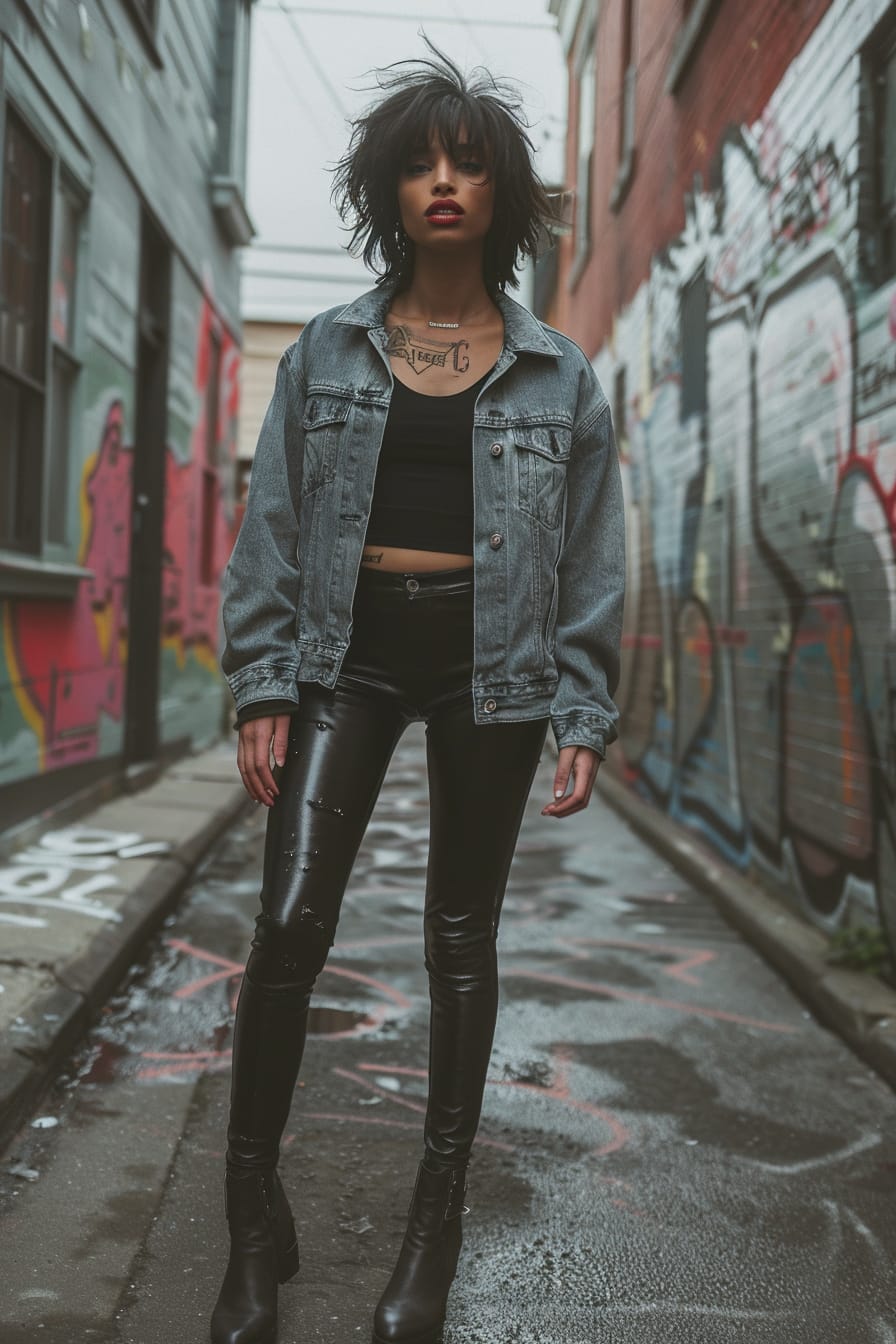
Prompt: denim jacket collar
<box><xmin>332</xmin><ymin>280</ymin><xmax>564</xmax><ymax>359</ymax></box>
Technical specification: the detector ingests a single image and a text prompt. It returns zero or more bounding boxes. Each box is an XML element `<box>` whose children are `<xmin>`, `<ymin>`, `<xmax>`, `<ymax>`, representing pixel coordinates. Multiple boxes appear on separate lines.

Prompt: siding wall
<box><xmin>0</xmin><ymin>1</ymin><xmax>246</xmax><ymax>817</ymax></box>
<box><xmin>238</xmin><ymin>320</ymin><xmax>301</xmax><ymax>469</ymax></box>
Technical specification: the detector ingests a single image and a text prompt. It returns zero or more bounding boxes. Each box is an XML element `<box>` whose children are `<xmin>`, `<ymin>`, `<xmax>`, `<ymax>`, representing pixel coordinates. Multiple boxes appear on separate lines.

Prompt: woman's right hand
<box><xmin>237</xmin><ymin>714</ymin><xmax>293</xmax><ymax>806</ymax></box>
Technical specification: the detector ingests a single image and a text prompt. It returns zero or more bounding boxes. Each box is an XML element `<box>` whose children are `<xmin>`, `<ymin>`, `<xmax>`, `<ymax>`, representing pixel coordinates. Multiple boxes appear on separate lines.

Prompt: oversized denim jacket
<box><xmin>221</xmin><ymin>282</ymin><xmax>625</xmax><ymax>758</ymax></box>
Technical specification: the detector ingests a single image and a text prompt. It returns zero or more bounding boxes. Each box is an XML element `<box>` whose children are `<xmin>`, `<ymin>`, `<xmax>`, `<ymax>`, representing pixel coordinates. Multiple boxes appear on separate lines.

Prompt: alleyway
<box><xmin>1</xmin><ymin>724</ymin><xmax>894</xmax><ymax>1343</ymax></box>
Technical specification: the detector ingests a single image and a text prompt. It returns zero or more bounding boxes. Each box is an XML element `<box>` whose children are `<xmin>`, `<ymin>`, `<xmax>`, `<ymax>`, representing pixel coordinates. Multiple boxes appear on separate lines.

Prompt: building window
<box><xmin>865</xmin><ymin>20</ymin><xmax>896</xmax><ymax>283</ymax></box>
<box><xmin>614</xmin><ymin>364</ymin><xmax>627</xmax><ymax>447</ymax></box>
<box><xmin>0</xmin><ymin>101</ymin><xmax>85</xmax><ymax>577</ymax></box>
<box><xmin>0</xmin><ymin>109</ymin><xmax>52</xmax><ymax>553</ymax></box>
<box><xmin>610</xmin><ymin>0</ymin><xmax>637</xmax><ymax>212</ymax></box>
<box><xmin>665</xmin><ymin>0</ymin><xmax>721</xmax><ymax>95</ymax></box>
<box><xmin>571</xmin><ymin>16</ymin><xmax>597</xmax><ymax>284</ymax></box>
<box><xmin>48</xmin><ymin>177</ymin><xmax>83</xmax><ymax>546</ymax></box>
<box><xmin>122</xmin><ymin>1</ymin><xmax>163</xmax><ymax>67</ymax></box>
<box><xmin>200</xmin><ymin>326</ymin><xmax>222</xmax><ymax>586</ymax></box>
<box><xmin>680</xmin><ymin>264</ymin><xmax>708</xmax><ymax>421</ymax></box>
<box><xmin>619</xmin><ymin>0</ymin><xmax>635</xmax><ymax>162</ymax></box>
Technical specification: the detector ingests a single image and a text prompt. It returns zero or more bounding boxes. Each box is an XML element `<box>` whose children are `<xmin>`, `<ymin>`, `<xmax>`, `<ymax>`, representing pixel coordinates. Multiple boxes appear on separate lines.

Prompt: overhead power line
<box><xmin>253</xmin><ymin>240</ymin><xmax>358</xmax><ymax>255</ymax></box>
<box><xmin>256</xmin><ymin>3</ymin><xmax>556</xmax><ymax>30</ymax></box>
<box><xmin>447</xmin><ymin>0</ymin><xmax>490</xmax><ymax>62</ymax></box>
<box><xmin>244</xmin><ymin>268</ymin><xmax>362</xmax><ymax>284</ymax></box>
<box><xmin>274</xmin><ymin>1</ymin><xmax>351</xmax><ymax>120</ymax></box>
<box><xmin>257</xmin><ymin>18</ymin><xmax>333</xmax><ymax>142</ymax></box>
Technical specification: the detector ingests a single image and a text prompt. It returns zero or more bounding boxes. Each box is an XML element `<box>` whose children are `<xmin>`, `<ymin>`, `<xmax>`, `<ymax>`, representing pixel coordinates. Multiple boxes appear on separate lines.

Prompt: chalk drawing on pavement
<box><xmin>0</xmin><ymin>826</ymin><xmax>171</xmax><ymax>927</ymax></box>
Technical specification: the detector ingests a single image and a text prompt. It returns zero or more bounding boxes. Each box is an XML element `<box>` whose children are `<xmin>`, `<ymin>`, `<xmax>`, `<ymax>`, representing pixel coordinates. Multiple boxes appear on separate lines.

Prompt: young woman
<box><xmin>214</xmin><ymin>45</ymin><xmax>624</xmax><ymax>1344</ymax></box>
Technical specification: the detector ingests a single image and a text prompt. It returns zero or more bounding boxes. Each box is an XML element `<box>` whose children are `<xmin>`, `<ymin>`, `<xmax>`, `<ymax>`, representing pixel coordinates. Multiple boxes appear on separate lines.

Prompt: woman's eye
<box><xmin>459</xmin><ymin>160</ymin><xmax>484</xmax><ymax>174</ymax></box>
<box><xmin>406</xmin><ymin>162</ymin><xmax>429</xmax><ymax>175</ymax></box>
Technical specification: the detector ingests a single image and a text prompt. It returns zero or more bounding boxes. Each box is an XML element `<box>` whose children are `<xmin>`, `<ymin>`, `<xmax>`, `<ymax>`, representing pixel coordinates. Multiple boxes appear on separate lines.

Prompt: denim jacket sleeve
<box><xmin>549</xmin><ymin>373</ymin><xmax>625</xmax><ymax>760</ymax></box>
<box><xmin>220</xmin><ymin>341</ymin><xmax>306</xmax><ymax>715</ymax></box>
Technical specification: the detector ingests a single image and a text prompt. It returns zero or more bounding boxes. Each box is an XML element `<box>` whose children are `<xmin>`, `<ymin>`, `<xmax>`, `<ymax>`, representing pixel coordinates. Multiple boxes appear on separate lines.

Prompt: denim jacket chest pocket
<box><xmin>512</xmin><ymin>423</ymin><xmax>572</xmax><ymax>530</ymax></box>
<box><xmin>301</xmin><ymin>392</ymin><xmax>352</xmax><ymax>495</ymax></box>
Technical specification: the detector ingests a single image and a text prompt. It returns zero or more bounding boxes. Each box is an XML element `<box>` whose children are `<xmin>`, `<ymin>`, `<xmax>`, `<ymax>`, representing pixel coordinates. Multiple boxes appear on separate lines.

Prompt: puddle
<box><xmin>78</xmin><ymin>1040</ymin><xmax>129</xmax><ymax>1085</ymax></box>
<box><xmin>307</xmin><ymin>1005</ymin><xmax>376</xmax><ymax>1036</ymax></box>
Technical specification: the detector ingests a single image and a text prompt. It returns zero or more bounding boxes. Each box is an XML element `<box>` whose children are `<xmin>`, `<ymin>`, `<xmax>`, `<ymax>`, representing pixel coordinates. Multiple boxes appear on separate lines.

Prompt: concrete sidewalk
<box><xmin>597</xmin><ymin>771</ymin><xmax>896</xmax><ymax>1092</ymax></box>
<box><xmin>0</xmin><ymin>743</ymin><xmax>249</xmax><ymax>1152</ymax></box>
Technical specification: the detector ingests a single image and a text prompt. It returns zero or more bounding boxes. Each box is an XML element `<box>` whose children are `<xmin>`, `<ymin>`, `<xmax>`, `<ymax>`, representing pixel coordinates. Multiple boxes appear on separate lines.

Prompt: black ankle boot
<box><xmin>211</xmin><ymin>1166</ymin><xmax>299</xmax><ymax>1344</ymax></box>
<box><xmin>212</xmin><ymin>968</ymin><xmax>311</xmax><ymax>1343</ymax></box>
<box><xmin>371</xmin><ymin>1161</ymin><xmax>468</xmax><ymax>1344</ymax></box>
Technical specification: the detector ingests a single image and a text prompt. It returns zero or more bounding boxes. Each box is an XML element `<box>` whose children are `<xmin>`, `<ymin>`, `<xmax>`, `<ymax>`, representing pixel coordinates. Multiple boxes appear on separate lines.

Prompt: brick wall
<box><xmin>554</xmin><ymin>0</ymin><xmax>896</xmax><ymax>951</ymax></box>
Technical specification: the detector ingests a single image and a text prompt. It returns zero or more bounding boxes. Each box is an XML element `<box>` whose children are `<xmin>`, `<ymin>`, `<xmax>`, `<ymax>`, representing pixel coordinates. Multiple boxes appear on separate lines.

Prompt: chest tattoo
<box><xmin>385</xmin><ymin>324</ymin><xmax>470</xmax><ymax>376</ymax></box>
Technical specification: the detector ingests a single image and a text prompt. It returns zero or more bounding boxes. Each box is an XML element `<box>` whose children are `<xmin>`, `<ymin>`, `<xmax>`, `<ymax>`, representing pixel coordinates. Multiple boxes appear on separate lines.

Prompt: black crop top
<box><xmin>363</xmin><ymin>368</ymin><xmax>492</xmax><ymax>557</ymax></box>
<box><xmin>233</xmin><ymin>369</ymin><xmax>492</xmax><ymax>730</ymax></box>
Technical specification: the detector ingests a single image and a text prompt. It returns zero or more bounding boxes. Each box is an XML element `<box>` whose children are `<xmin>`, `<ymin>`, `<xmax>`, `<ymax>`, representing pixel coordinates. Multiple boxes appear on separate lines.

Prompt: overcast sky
<box><xmin>242</xmin><ymin>0</ymin><xmax>567</xmax><ymax>322</ymax></box>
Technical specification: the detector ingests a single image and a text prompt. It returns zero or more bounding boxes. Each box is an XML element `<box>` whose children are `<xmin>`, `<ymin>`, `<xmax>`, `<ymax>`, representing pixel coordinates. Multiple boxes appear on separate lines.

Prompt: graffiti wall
<box><xmin>593</xmin><ymin>0</ymin><xmax>895</xmax><ymax>944</ymax></box>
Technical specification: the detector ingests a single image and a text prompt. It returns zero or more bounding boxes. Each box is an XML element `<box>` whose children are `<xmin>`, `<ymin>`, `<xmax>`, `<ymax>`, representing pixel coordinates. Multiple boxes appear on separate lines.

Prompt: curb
<box><xmin>596</xmin><ymin>771</ymin><xmax>896</xmax><ymax>1092</ymax></box>
<box><xmin>0</xmin><ymin>750</ymin><xmax>251</xmax><ymax>1154</ymax></box>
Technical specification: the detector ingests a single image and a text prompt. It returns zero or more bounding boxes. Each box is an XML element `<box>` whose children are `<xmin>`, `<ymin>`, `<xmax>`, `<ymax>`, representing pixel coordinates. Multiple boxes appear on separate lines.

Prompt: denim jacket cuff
<box><xmin>551</xmin><ymin>711</ymin><xmax>617</xmax><ymax>759</ymax></box>
<box><xmin>225</xmin><ymin>661</ymin><xmax>302</xmax><ymax>713</ymax></box>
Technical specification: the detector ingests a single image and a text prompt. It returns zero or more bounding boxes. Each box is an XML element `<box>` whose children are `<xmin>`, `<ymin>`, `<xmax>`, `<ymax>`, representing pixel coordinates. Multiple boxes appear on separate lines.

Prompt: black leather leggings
<box><xmin>228</xmin><ymin>564</ymin><xmax>549</xmax><ymax>1172</ymax></box>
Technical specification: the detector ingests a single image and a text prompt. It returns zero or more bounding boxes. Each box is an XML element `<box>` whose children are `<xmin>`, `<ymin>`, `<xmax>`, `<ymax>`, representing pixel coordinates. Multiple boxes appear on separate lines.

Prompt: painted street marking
<box><xmin>0</xmin><ymin>825</ymin><xmax>168</xmax><ymax>926</ymax></box>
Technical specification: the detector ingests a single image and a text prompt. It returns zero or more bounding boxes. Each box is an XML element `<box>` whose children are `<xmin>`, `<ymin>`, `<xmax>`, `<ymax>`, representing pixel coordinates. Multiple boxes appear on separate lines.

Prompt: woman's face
<box><xmin>396</xmin><ymin>131</ymin><xmax>495</xmax><ymax>256</ymax></box>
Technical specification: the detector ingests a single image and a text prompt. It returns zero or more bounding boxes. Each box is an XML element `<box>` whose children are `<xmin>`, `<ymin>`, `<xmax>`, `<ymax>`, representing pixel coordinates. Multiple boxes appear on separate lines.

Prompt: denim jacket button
<box><xmin>483</xmin><ymin>698</ymin><xmax>497</xmax><ymax>712</ymax></box>
<box><xmin>489</xmin><ymin>442</ymin><xmax>503</xmax><ymax>457</ymax></box>
<box><xmin>489</xmin><ymin>532</ymin><xmax>503</xmax><ymax>549</ymax></box>
<box><xmin>405</xmin><ymin>577</ymin><xmax>420</xmax><ymax>593</ymax></box>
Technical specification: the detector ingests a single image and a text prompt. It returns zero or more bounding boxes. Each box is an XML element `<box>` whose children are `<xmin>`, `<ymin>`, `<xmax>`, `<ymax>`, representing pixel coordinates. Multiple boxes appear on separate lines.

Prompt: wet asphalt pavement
<box><xmin>1</xmin><ymin>721</ymin><xmax>895</xmax><ymax>1343</ymax></box>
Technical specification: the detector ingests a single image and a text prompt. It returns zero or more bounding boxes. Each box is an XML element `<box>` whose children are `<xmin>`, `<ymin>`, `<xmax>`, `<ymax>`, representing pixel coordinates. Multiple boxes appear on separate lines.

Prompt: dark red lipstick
<box><xmin>425</xmin><ymin>199</ymin><xmax>464</xmax><ymax>225</ymax></box>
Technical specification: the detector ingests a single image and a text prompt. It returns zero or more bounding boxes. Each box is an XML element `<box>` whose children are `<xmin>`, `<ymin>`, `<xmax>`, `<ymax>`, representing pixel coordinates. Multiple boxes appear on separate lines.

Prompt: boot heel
<box><xmin>277</xmin><ymin>1237</ymin><xmax>300</xmax><ymax>1283</ymax></box>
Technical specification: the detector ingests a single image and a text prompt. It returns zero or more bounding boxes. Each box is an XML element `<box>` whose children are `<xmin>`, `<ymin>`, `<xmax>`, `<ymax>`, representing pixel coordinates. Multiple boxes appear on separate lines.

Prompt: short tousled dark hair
<box><xmin>331</xmin><ymin>38</ymin><xmax>557</xmax><ymax>294</ymax></box>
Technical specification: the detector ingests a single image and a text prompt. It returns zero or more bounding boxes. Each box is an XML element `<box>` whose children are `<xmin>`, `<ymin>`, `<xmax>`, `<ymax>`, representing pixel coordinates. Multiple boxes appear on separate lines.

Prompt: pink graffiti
<box><xmin>506</xmin><ymin>968</ymin><xmax>799</xmax><ymax>1034</ymax></box>
<box><xmin>142</xmin><ymin>934</ymin><xmax>412</xmax><ymax>1042</ymax></box>
<box><xmin>554</xmin><ymin>936</ymin><xmax>717</xmax><ymax>987</ymax></box>
<box><xmin>350</xmin><ymin>1051</ymin><xmax>632</xmax><ymax>1160</ymax></box>
<box><xmin>8</xmin><ymin>402</ymin><xmax>132</xmax><ymax>769</ymax></box>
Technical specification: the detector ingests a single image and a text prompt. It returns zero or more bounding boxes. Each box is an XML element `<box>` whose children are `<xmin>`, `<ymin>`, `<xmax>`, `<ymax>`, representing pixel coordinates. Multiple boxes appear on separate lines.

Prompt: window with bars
<box><xmin>48</xmin><ymin>177</ymin><xmax>82</xmax><ymax>546</ymax></box>
<box><xmin>0</xmin><ymin>104</ymin><xmax>84</xmax><ymax>566</ymax></box>
<box><xmin>0</xmin><ymin>109</ymin><xmax>51</xmax><ymax>553</ymax></box>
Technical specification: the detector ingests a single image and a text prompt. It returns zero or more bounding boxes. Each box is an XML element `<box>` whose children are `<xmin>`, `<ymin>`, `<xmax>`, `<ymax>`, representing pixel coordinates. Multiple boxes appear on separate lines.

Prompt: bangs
<box><xmin>399</xmin><ymin>94</ymin><xmax>494</xmax><ymax>168</ymax></box>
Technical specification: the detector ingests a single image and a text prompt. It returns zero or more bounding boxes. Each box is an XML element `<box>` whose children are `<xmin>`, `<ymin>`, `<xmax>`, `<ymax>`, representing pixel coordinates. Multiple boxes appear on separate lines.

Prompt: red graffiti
<box><xmin>4</xmin><ymin>292</ymin><xmax>240</xmax><ymax>773</ymax></box>
<box><xmin>6</xmin><ymin>401</ymin><xmax>132</xmax><ymax>769</ymax></box>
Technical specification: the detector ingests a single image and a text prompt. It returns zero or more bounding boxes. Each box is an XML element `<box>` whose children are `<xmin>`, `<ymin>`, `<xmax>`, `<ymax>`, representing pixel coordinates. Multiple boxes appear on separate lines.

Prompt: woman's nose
<box><xmin>432</xmin><ymin>158</ymin><xmax>456</xmax><ymax>192</ymax></box>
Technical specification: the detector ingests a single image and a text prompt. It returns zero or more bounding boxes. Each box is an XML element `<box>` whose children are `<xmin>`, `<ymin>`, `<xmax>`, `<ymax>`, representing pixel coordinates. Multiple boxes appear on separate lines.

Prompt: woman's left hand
<box><xmin>541</xmin><ymin>745</ymin><xmax>601</xmax><ymax>818</ymax></box>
